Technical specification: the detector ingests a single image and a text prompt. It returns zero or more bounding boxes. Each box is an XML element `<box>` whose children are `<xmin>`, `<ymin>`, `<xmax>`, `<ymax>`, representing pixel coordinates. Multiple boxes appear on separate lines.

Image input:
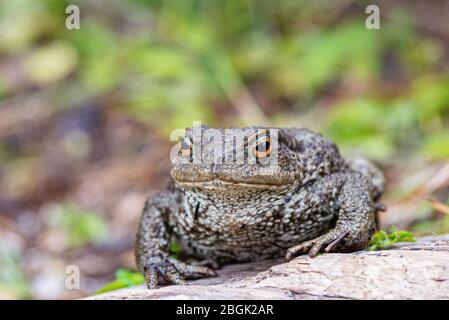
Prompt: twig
<box><xmin>425</xmin><ymin>197</ymin><xmax>449</xmax><ymax>216</ymax></box>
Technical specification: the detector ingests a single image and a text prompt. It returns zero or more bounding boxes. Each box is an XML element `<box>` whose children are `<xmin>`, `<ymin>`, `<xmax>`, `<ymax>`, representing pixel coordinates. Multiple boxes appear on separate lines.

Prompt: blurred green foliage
<box><xmin>1</xmin><ymin>0</ymin><xmax>448</xmax><ymax>299</ymax></box>
<box><xmin>49</xmin><ymin>203</ymin><xmax>107</xmax><ymax>248</ymax></box>
<box><xmin>0</xmin><ymin>0</ymin><xmax>448</xmax><ymax>161</ymax></box>
<box><xmin>0</xmin><ymin>242</ymin><xmax>30</xmax><ymax>299</ymax></box>
<box><xmin>412</xmin><ymin>197</ymin><xmax>449</xmax><ymax>235</ymax></box>
<box><xmin>412</xmin><ymin>215</ymin><xmax>449</xmax><ymax>236</ymax></box>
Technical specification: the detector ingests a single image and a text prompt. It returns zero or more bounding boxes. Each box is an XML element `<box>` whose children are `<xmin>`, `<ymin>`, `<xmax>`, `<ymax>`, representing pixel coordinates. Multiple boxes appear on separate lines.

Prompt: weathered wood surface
<box><xmin>87</xmin><ymin>235</ymin><xmax>449</xmax><ymax>300</ymax></box>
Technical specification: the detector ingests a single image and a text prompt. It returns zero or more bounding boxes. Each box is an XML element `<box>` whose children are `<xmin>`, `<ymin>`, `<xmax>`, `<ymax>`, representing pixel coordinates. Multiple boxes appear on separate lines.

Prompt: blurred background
<box><xmin>0</xmin><ymin>0</ymin><xmax>449</xmax><ymax>299</ymax></box>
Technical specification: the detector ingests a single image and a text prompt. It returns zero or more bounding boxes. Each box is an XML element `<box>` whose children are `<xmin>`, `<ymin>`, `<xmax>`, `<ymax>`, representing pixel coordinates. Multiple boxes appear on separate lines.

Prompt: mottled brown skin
<box><xmin>136</xmin><ymin>126</ymin><xmax>385</xmax><ymax>289</ymax></box>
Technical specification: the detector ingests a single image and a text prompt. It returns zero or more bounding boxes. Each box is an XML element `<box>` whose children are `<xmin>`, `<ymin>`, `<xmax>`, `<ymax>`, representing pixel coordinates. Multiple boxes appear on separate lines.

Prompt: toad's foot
<box><xmin>285</xmin><ymin>229</ymin><xmax>350</xmax><ymax>261</ymax></box>
<box><xmin>143</xmin><ymin>257</ymin><xmax>216</xmax><ymax>289</ymax></box>
<box><xmin>285</xmin><ymin>172</ymin><xmax>377</xmax><ymax>261</ymax></box>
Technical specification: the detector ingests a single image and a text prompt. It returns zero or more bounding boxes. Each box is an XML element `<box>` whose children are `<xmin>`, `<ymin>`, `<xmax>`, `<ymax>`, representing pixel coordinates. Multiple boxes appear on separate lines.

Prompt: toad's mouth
<box><xmin>170</xmin><ymin>165</ymin><xmax>298</xmax><ymax>189</ymax></box>
<box><xmin>175</xmin><ymin>179</ymin><xmax>291</xmax><ymax>190</ymax></box>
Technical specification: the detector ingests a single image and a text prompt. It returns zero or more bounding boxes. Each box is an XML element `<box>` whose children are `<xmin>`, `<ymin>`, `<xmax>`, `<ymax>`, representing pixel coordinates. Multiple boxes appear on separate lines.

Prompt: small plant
<box><xmin>368</xmin><ymin>227</ymin><xmax>416</xmax><ymax>251</ymax></box>
<box><xmin>169</xmin><ymin>241</ymin><xmax>182</xmax><ymax>258</ymax></box>
<box><xmin>96</xmin><ymin>242</ymin><xmax>183</xmax><ymax>294</ymax></box>
<box><xmin>96</xmin><ymin>269</ymin><xmax>145</xmax><ymax>294</ymax></box>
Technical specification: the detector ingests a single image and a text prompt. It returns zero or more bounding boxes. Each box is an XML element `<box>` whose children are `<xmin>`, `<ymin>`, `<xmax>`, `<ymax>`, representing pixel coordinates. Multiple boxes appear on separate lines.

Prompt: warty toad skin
<box><xmin>135</xmin><ymin>126</ymin><xmax>385</xmax><ymax>288</ymax></box>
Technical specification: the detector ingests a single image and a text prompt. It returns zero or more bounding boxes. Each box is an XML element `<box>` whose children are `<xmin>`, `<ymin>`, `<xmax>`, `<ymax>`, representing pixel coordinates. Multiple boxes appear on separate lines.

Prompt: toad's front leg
<box><xmin>135</xmin><ymin>193</ymin><xmax>215</xmax><ymax>289</ymax></box>
<box><xmin>286</xmin><ymin>173</ymin><xmax>376</xmax><ymax>260</ymax></box>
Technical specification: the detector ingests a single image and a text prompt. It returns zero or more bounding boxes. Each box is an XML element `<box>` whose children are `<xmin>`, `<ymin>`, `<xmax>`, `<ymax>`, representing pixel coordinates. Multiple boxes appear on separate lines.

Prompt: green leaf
<box><xmin>96</xmin><ymin>268</ymin><xmax>145</xmax><ymax>294</ymax></box>
<box><xmin>170</xmin><ymin>241</ymin><xmax>182</xmax><ymax>258</ymax></box>
<box><xmin>368</xmin><ymin>228</ymin><xmax>416</xmax><ymax>251</ymax></box>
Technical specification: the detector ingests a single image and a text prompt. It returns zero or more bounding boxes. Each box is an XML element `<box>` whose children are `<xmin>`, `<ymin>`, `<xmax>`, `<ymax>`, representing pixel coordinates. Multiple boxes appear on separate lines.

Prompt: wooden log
<box><xmin>87</xmin><ymin>235</ymin><xmax>449</xmax><ymax>300</ymax></box>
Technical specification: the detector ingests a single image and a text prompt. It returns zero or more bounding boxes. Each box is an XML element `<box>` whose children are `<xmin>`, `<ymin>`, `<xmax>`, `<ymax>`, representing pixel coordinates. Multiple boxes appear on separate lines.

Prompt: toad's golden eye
<box><xmin>254</xmin><ymin>135</ymin><xmax>272</xmax><ymax>158</ymax></box>
<box><xmin>255</xmin><ymin>136</ymin><xmax>271</xmax><ymax>158</ymax></box>
<box><xmin>180</xmin><ymin>137</ymin><xmax>193</xmax><ymax>157</ymax></box>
